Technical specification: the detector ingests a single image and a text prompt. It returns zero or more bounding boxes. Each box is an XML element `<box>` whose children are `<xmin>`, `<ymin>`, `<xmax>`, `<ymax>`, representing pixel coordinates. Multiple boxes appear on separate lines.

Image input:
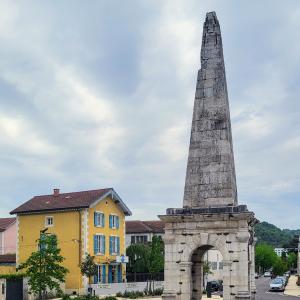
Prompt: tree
<box><xmin>255</xmin><ymin>244</ymin><xmax>277</xmax><ymax>273</ymax></box>
<box><xmin>287</xmin><ymin>252</ymin><xmax>297</xmax><ymax>269</ymax></box>
<box><xmin>80</xmin><ymin>254</ymin><xmax>97</xmax><ymax>294</ymax></box>
<box><xmin>126</xmin><ymin>236</ymin><xmax>164</xmax><ymax>293</ymax></box>
<box><xmin>17</xmin><ymin>234</ymin><xmax>68</xmax><ymax>300</ymax></box>
<box><xmin>272</xmin><ymin>257</ymin><xmax>288</xmax><ymax>276</ymax></box>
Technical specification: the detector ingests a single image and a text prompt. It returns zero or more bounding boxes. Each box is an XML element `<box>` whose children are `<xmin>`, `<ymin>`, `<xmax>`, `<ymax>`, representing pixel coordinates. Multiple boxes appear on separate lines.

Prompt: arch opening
<box><xmin>190</xmin><ymin>245</ymin><xmax>224</xmax><ymax>300</ymax></box>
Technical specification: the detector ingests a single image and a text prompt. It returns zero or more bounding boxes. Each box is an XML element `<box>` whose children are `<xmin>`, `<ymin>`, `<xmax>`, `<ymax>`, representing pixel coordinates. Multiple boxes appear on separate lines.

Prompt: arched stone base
<box><xmin>159</xmin><ymin>210</ymin><xmax>256</xmax><ymax>300</ymax></box>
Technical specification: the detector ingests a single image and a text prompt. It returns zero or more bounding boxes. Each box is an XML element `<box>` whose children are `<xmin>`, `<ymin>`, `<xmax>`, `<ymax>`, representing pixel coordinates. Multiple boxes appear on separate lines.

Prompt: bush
<box><xmin>102</xmin><ymin>297</ymin><xmax>117</xmax><ymax>300</ymax></box>
<box><xmin>116</xmin><ymin>290</ymin><xmax>144</xmax><ymax>298</ymax></box>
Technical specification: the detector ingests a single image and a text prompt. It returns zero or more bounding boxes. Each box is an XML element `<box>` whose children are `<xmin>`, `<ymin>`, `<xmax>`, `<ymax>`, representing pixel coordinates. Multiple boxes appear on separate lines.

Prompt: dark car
<box><xmin>208</xmin><ymin>280</ymin><xmax>222</xmax><ymax>292</ymax></box>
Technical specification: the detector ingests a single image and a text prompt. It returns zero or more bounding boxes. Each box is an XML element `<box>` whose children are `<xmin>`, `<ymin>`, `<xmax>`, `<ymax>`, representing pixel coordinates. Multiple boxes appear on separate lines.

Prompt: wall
<box><xmin>0</xmin><ymin>265</ymin><xmax>16</xmax><ymax>275</ymax></box>
<box><xmin>18</xmin><ymin>210</ymin><xmax>82</xmax><ymax>292</ymax></box>
<box><xmin>91</xmin><ymin>281</ymin><xmax>164</xmax><ymax>296</ymax></box>
<box><xmin>3</xmin><ymin>222</ymin><xmax>16</xmax><ymax>254</ymax></box>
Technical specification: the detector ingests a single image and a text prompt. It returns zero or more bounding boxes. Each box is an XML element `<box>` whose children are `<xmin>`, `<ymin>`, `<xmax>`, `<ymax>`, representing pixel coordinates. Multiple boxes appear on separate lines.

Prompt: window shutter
<box><xmin>118</xmin><ymin>265</ymin><xmax>122</xmax><ymax>283</ymax></box>
<box><xmin>109</xmin><ymin>215</ymin><xmax>112</xmax><ymax>228</ymax></box>
<box><xmin>109</xmin><ymin>236</ymin><xmax>113</xmax><ymax>255</ymax></box>
<box><xmin>93</xmin><ymin>235</ymin><xmax>97</xmax><ymax>255</ymax></box>
<box><xmin>108</xmin><ymin>265</ymin><xmax>113</xmax><ymax>283</ymax></box>
<box><xmin>94</xmin><ymin>274</ymin><xmax>98</xmax><ymax>284</ymax></box>
<box><xmin>117</xmin><ymin>237</ymin><xmax>120</xmax><ymax>254</ymax></box>
<box><xmin>101</xmin><ymin>213</ymin><xmax>105</xmax><ymax>227</ymax></box>
<box><xmin>94</xmin><ymin>212</ymin><xmax>97</xmax><ymax>226</ymax></box>
<box><xmin>116</xmin><ymin>216</ymin><xmax>119</xmax><ymax>229</ymax></box>
<box><xmin>102</xmin><ymin>265</ymin><xmax>106</xmax><ymax>283</ymax></box>
<box><xmin>101</xmin><ymin>235</ymin><xmax>105</xmax><ymax>254</ymax></box>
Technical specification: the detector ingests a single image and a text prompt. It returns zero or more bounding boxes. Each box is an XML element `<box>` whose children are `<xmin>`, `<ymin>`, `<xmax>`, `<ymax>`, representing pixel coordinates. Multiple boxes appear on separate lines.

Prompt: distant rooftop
<box><xmin>0</xmin><ymin>218</ymin><xmax>16</xmax><ymax>232</ymax></box>
<box><xmin>126</xmin><ymin>220</ymin><xmax>164</xmax><ymax>234</ymax></box>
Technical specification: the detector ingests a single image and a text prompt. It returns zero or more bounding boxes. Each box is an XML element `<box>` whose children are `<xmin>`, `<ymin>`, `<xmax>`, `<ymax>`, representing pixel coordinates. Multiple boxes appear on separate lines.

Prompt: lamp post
<box><xmin>38</xmin><ymin>228</ymin><xmax>48</xmax><ymax>300</ymax></box>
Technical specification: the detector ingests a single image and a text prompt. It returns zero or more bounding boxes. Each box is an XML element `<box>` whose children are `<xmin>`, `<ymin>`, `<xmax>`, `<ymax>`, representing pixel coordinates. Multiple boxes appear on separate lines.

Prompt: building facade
<box><xmin>0</xmin><ymin>218</ymin><xmax>16</xmax><ymax>255</ymax></box>
<box><xmin>10</xmin><ymin>188</ymin><xmax>131</xmax><ymax>294</ymax></box>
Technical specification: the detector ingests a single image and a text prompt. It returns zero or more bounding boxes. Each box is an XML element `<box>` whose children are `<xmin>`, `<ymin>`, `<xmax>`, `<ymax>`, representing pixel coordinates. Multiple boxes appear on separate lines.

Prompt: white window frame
<box><xmin>110</xmin><ymin>235</ymin><xmax>118</xmax><ymax>255</ymax></box>
<box><xmin>95</xmin><ymin>234</ymin><xmax>105</xmax><ymax>255</ymax></box>
<box><xmin>111</xmin><ymin>214</ymin><xmax>118</xmax><ymax>229</ymax></box>
<box><xmin>45</xmin><ymin>216</ymin><xmax>54</xmax><ymax>227</ymax></box>
<box><xmin>95</xmin><ymin>211</ymin><xmax>104</xmax><ymax>227</ymax></box>
<box><xmin>95</xmin><ymin>264</ymin><xmax>102</xmax><ymax>283</ymax></box>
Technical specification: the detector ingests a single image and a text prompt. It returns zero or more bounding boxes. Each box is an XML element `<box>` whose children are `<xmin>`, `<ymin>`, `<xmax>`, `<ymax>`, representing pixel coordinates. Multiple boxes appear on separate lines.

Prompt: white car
<box><xmin>264</xmin><ymin>271</ymin><xmax>271</xmax><ymax>277</ymax></box>
<box><xmin>269</xmin><ymin>278</ymin><xmax>285</xmax><ymax>292</ymax></box>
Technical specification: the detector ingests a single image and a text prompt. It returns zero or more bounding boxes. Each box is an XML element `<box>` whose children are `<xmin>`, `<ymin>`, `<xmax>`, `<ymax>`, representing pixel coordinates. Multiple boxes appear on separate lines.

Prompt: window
<box><xmin>131</xmin><ymin>235</ymin><xmax>148</xmax><ymax>244</ymax></box>
<box><xmin>94</xmin><ymin>235</ymin><xmax>105</xmax><ymax>255</ymax></box>
<box><xmin>211</xmin><ymin>261</ymin><xmax>218</xmax><ymax>270</ymax></box>
<box><xmin>45</xmin><ymin>216</ymin><xmax>53</xmax><ymax>227</ymax></box>
<box><xmin>219</xmin><ymin>262</ymin><xmax>223</xmax><ymax>270</ymax></box>
<box><xmin>109</xmin><ymin>215</ymin><xmax>119</xmax><ymax>229</ymax></box>
<box><xmin>94</xmin><ymin>265</ymin><xmax>106</xmax><ymax>283</ymax></box>
<box><xmin>94</xmin><ymin>212</ymin><xmax>105</xmax><ymax>227</ymax></box>
<box><xmin>109</xmin><ymin>236</ymin><xmax>120</xmax><ymax>255</ymax></box>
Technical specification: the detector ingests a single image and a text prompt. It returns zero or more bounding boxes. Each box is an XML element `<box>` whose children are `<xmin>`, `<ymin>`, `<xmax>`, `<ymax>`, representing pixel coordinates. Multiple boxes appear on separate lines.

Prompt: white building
<box><xmin>274</xmin><ymin>248</ymin><xmax>288</xmax><ymax>257</ymax></box>
<box><xmin>125</xmin><ymin>220</ymin><xmax>224</xmax><ymax>281</ymax></box>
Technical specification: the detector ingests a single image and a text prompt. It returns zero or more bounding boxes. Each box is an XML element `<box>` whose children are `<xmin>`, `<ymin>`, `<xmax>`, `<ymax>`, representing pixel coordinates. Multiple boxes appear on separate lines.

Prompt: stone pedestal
<box><xmin>160</xmin><ymin>209</ymin><xmax>257</xmax><ymax>300</ymax></box>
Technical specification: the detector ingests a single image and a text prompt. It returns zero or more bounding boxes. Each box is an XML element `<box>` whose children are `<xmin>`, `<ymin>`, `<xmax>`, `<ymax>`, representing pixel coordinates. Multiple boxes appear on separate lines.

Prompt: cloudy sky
<box><xmin>0</xmin><ymin>1</ymin><xmax>300</xmax><ymax>229</ymax></box>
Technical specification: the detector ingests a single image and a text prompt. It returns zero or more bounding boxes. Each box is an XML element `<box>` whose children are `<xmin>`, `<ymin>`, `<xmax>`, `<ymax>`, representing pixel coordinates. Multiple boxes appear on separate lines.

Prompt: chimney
<box><xmin>53</xmin><ymin>188</ymin><xmax>60</xmax><ymax>196</ymax></box>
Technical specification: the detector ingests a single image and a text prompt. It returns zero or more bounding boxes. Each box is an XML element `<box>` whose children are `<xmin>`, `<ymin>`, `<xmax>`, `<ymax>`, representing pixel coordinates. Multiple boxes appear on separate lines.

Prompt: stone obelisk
<box><xmin>160</xmin><ymin>12</ymin><xmax>257</xmax><ymax>300</ymax></box>
<box><xmin>183</xmin><ymin>11</ymin><xmax>237</xmax><ymax>209</ymax></box>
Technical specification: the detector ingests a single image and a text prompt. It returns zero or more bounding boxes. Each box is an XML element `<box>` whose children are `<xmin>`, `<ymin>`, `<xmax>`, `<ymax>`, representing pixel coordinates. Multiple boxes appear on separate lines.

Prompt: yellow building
<box><xmin>10</xmin><ymin>188</ymin><xmax>132</xmax><ymax>294</ymax></box>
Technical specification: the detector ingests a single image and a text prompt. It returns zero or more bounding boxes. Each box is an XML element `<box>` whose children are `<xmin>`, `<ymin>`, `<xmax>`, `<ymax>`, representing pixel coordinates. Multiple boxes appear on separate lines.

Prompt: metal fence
<box><xmin>126</xmin><ymin>272</ymin><xmax>164</xmax><ymax>282</ymax></box>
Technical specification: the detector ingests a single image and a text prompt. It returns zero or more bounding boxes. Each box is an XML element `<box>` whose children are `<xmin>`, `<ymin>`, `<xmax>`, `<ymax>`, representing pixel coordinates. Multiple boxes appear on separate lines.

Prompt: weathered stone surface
<box><xmin>183</xmin><ymin>11</ymin><xmax>237</xmax><ymax>208</ymax></box>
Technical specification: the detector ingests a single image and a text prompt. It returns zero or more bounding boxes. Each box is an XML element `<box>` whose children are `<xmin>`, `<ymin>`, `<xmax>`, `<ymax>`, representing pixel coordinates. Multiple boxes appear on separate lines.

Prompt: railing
<box><xmin>126</xmin><ymin>272</ymin><xmax>164</xmax><ymax>283</ymax></box>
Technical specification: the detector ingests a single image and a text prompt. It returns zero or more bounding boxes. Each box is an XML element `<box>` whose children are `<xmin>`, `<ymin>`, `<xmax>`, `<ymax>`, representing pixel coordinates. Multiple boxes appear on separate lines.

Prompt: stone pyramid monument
<box><xmin>160</xmin><ymin>12</ymin><xmax>257</xmax><ymax>300</ymax></box>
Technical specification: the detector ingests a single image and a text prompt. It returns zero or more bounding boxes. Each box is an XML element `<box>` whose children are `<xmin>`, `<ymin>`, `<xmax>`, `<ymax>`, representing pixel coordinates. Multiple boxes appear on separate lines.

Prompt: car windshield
<box><xmin>272</xmin><ymin>279</ymin><xmax>283</xmax><ymax>284</ymax></box>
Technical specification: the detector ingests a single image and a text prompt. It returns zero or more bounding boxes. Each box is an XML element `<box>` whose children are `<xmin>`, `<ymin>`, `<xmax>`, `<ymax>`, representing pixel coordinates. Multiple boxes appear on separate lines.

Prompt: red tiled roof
<box><xmin>126</xmin><ymin>220</ymin><xmax>165</xmax><ymax>234</ymax></box>
<box><xmin>10</xmin><ymin>188</ymin><xmax>132</xmax><ymax>216</ymax></box>
<box><xmin>0</xmin><ymin>218</ymin><xmax>16</xmax><ymax>232</ymax></box>
<box><xmin>0</xmin><ymin>254</ymin><xmax>16</xmax><ymax>264</ymax></box>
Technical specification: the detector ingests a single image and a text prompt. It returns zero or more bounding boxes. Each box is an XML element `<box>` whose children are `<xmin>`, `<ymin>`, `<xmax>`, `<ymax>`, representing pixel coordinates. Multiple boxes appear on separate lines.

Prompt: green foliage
<box><xmin>203</xmin><ymin>261</ymin><xmax>213</xmax><ymax>275</ymax></box>
<box><xmin>272</xmin><ymin>257</ymin><xmax>288</xmax><ymax>276</ymax></box>
<box><xmin>0</xmin><ymin>273</ymin><xmax>25</xmax><ymax>280</ymax></box>
<box><xmin>255</xmin><ymin>243</ymin><xmax>277</xmax><ymax>272</ymax></box>
<box><xmin>255</xmin><ymin>221</ymin><xmax>300</xmax><ymax>247</ymax></box>
<box><xmin>17</xmin><ymin>234</ymin><xmax>68</xmax><ymax>298</ymax></box>
<box><xmin>145</xmin><ymin>236</ymin><xmax>164</xmax><ymax>276</ymax></box>
<box><xmin>80</xmin><ymin>254</ymin><xmax>97</xmax><ymax>282</ymax></box>
<box><xmin>126</xmin><ymin>243</ymin><xmax>148</xmax><ymax>273</ymax></box>
<box><xmin>126</xmin><ymin>235</ymin><xmax>164</xmax><ymax>275</ymax></box>
<box><xmin>116</xmin><ymin>289</ymin><xmax>163</xmax><ymax>298</ymax></box>
<box><xmin>287</xmin><ymin>252</ymin><xmax>297</xmax><ymax>269</ymax></box>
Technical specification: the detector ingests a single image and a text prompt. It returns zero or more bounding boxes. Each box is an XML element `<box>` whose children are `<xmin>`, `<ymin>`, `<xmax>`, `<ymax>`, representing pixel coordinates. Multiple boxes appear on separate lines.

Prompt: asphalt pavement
<box><xmin>255</xmin><ymin>276</ymin><xmax>298</xmax><ymax>300</ymax></box>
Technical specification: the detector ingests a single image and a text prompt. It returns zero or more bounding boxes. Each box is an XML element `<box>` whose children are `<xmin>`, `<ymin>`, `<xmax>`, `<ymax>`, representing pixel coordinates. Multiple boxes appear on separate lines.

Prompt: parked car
<box><xmin>208</xmin><ymin>280</ymin><xmax>222</xmax><ymax>292</ymax></box>
<box><xmin>269</xmin><ymin>278</ymin><xmax>285</xmax><ymax>292</ymax></box>
<box><xmin>277</xmin><ymin>276</ymin><xmax>287</xmax><ymax>286</ymax></box>
<box><xmin>264</xmin><ymin>271</ymin><xmax>271</xmax><ymax>277</ymax></box>
<box><xmin>255</xmin><ymin>273</ymin><xmax>259</xmax><ymax>279</ymax></box>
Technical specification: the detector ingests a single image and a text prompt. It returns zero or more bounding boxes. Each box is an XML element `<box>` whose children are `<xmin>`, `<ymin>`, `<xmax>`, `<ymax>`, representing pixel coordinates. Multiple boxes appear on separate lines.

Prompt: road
<box><xmin>255</xmin><ymin>276</ymin><xmax>297</xmax><ymax>300</ymax></box>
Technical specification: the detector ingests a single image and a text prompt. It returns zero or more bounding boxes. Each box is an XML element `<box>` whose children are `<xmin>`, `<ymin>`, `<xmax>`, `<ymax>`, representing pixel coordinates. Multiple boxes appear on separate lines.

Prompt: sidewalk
<box><xmin>284</xmin><ymin>275</ymin><xmax>300</xmax><ymax>297</ymax></box>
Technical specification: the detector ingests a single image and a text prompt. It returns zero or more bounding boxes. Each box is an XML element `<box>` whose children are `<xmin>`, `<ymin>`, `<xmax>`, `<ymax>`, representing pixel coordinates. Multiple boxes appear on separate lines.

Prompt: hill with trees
<box><xmin>255</xmin><ymin>221</ymin><xmax>300</xmax><ymax>248</ymax></box>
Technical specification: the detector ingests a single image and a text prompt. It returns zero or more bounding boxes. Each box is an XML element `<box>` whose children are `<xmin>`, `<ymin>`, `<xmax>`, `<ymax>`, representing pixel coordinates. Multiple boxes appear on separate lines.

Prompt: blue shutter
<box><xmin>109</xmin><ymin>215</ymin><xmax>112</xmax><ymax>228</ymax></box>
<box><xmin>101</xmin><ymin>235</ymin><xmax>105</xmax><ymax>254</ymax></box>
<box><xmin>93</xmin><ymin>235</ymin><xmax>97</xmax><ymax>255</ymax></box>
<box><xmin>102</xmin><ymin>265</ymin><xmax>106</xmax><ymax>283</ymax></box>
<box><xmin>118</xmin><ymin>265</ymin><xmax>122</xmax><ymax>283</ymax></box>
<box><xmin>116</xmin><ymin>216</ymin><xmax>119</xmax><ymax>229</ymax></box>
<box><xmin>108</xmin><ymin>265</ymin><xmax>113</xmax><ymax>283</ymax></box>
<box><xmin>94</xmin><ymin>274</ymin><xmax>98</xmax><ymax>284</ymax></box>
<box><xmin>94</xmin><ymin>212</ymin><xmax>97</xmax><ymax>226</ymax></box>
<box><xmin>117</xmin><ymin>237</ymin><xmax>120</xmax><ymax>255</ymax></box>
<box><xmin>109</xmin><ymin>236</ymin><xmax>113</xmax><ymax>255</ymax></box>
<box><xmin>101</xmin><ymin>213</ymin><xmax>105</xmax><ymax>227</ymax></box>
